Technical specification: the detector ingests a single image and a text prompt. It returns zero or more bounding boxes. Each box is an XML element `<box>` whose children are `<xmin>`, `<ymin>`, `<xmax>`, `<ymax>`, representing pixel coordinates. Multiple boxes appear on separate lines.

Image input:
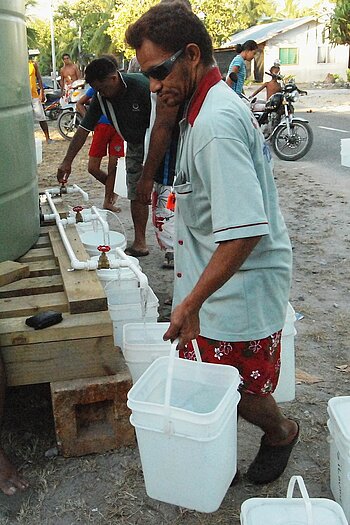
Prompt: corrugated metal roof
<box><xmin>221</xmin><ymin>17</ymin><xmax>315</xmax><ymax>48</ymax></box>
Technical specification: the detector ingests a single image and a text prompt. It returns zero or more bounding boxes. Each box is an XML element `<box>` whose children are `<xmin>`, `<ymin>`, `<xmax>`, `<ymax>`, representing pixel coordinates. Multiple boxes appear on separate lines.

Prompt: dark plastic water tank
<box><xmin>0</xmin><ymin>0</ymin><xmax>40</xmax><ymax>262</ymax></box>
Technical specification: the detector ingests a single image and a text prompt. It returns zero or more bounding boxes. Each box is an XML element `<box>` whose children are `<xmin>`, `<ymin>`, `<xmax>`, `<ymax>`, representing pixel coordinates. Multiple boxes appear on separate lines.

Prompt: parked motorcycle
<box><xmin>43</xmin><ymin>89</ymin><xmax>62</xmax><ymax>120</ymax></box>
<box><xmin>244</xmin><ymin>73</ymin><xmax>313</xmax><ymax>161</ymax></box>
<box><xmin>57</xmin><ymin>79</ymin><xmax>85</xmax><ymax>140</ymax></box>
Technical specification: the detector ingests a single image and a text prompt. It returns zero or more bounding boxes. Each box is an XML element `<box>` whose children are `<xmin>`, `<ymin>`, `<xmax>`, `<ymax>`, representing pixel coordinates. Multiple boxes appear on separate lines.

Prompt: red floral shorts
<box><xmin>179</xmin><ymin>331</ymin><xmax>282</xmax><ymax>396</ymax></box>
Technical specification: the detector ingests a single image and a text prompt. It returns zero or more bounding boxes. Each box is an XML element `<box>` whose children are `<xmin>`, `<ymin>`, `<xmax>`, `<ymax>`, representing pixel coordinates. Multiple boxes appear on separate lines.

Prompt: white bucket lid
<box><xmin>80</xmin><ymin>230</ymin><xmax>126</xmax><ymax>251</ymax></box>
<box><xmin>241</xmin><ymin>498</ymin><xmax>348</xmax><ymax>524</ymax></box>
<box><xmin>327</xmin><ymin>396</ymin><xmax>350</xmax><ymax>443</ymax></box>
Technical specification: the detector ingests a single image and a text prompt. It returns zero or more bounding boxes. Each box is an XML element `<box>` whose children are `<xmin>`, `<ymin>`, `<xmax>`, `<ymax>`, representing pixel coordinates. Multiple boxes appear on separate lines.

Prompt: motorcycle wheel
<box><xmin>272</xmin><ymin>121</ymin><xmax>313</xmax><ymax>161</ymax></box>
<box><xmin>57</xmin><ymin>110</ymin><xmax>80</xmax><ymax>140</ymax></box>
<box><xmin>47</xmin><ymin>107</ymin><xmax>62</xmax><ymax>121</ymax></box>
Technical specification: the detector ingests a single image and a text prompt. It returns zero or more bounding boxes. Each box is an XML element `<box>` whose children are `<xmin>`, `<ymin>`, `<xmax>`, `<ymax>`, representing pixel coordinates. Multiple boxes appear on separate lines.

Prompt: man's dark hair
<box><xmin>125</xmin><ymin>3</ymin><xmax>214</xmax><ymax>67</ymax></box>
<box><xmin>62</xmin><ymin>53</ymin><xmax>71</xmax><ymax>59</ymax></box>
<box><xmin>85</xmin><ymin>57</ymin><xmax>118</xmax><ymax>84</ymax></box>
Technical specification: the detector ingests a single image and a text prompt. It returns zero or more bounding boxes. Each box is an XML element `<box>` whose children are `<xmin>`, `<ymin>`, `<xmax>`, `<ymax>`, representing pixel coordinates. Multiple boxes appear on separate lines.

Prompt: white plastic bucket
<box><xmin>79</xmin><ymin>230</ymin><xmax>126</xmax><ymax>256</ymax></box>
<box><xmin>109</xmin><ymin>287</ymin><xmax>159</xmax><ymax>347</ymax></box>
<box><xmin>123</xmin><ymin>322</ymin><xmax>171</xmax><ymax>383</ymax></box>
<box><xmin>90</xmin><ymin>254</ymin><xmax>142</xmax><ymax>301</ymax></box>
<box><xmin>127</xmin><ymin>342</ymin><xmax>241</xmax><ymax>512</ymax></box>
<box><xmin>240</xmin><ymin>475</ymin><xmax>348</xmax><ymax>524</ymax></box>
<box><xmin>273</xmin><ymin>302</ymin><xmax>297</xmax><ymax>403</ymax></box>
<box><xmin>341</xmin><ymin>138</ymin><xmax>350</xmax><ymax>168</ymax></box>
<box><xmin>327</xmin><ymin>396</ymin><xmax>350</xmax><ymax>522</ymax></box>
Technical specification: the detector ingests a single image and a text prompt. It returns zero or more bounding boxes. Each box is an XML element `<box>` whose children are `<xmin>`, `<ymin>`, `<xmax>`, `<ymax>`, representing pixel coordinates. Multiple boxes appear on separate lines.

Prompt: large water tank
<box><xmin>0</xmin><ymin>0</ymin><xmax>40</xmax><ymax>262</ymax></box>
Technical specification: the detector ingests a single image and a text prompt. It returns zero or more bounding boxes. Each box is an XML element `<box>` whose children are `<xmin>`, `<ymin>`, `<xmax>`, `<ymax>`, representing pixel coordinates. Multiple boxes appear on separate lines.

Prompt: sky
<box><xmin>26</xmin><ymin>0</ymin><xmax>73</xmax><ymax>20</ymax></box>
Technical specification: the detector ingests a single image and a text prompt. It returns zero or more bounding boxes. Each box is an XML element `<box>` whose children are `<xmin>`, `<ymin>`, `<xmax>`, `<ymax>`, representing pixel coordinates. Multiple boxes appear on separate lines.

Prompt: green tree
<box><xmin>327</xmin><ymin>0</ymin><xmax>350</xmax><ymax>45</ymax></box>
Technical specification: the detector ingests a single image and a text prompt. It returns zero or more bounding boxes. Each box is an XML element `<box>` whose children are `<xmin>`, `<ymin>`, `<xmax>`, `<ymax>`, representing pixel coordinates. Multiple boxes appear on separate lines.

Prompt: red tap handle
<box><xmin>73</xmin><ymin>206</ymin><xmax>84</xmax><ymax>213</ymax></box>
<box><xmin>97</xmin><ymin>245</ymin><xmax>111</xmax><ymax>253</ymax></box>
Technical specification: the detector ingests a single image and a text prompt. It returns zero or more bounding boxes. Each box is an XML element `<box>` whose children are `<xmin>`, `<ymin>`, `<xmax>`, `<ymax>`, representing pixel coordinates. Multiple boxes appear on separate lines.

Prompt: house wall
<box><xmin>264</xmin><ymin>20</ymin><xmax>348</xmax><ymax>83</ymax></box>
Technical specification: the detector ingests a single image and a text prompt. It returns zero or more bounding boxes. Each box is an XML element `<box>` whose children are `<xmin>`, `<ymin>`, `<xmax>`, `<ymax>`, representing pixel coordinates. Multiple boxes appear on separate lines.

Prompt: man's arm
<box><xmin>56</xmin><ymin>127</ymin><xmax>90</xmax><ymax>183</ymax></box>
<box><xmin>163</xmin><ymin>236</ymin><xmax>261</xmax><ymax>347</ymax></box>
<box><xmin>76</xmin><ymin>93</ymin><xmax>90</xmax><ymax>117</ymax></box>
<box><xmin>34</xmin><ymin>62</ymin><xmax>45</xmax><ymax>103</ymax></box>
<box><xmin>137</xmin><ymin>99</ymin><xmax>179</xmax><ymax>204</ymax></box>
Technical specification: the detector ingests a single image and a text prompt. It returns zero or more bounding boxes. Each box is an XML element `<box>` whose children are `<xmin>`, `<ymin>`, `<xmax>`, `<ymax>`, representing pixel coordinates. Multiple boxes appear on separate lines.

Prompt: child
<box><xmin>250</xmin><ymin>65</ymin><xmax>282</xmax><ymax>101</ymax></box>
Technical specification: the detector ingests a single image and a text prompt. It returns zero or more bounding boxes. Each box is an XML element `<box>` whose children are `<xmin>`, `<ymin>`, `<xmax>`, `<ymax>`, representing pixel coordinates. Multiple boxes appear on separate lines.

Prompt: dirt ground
<box><xmin>0</xmin><ymin>89</ymin><xmax>350</xmax><ymax>524</ymax></box>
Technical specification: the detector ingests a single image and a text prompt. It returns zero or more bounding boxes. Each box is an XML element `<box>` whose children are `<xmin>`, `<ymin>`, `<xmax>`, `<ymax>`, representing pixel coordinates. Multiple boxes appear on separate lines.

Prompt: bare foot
<box><xmin>0</xmin><ymin>449</ymin><xmax>28</xmax><ymax>496</ymax></box>
<box><xmin>103</xmin><ymin>202</ymin><xmax>121</xmax><ymax>213</ymax></box>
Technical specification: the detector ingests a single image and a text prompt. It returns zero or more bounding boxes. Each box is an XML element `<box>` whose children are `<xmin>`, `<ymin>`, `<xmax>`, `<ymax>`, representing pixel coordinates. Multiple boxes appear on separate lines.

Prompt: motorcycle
<box><xmin>43</xmin><ymin>89</ymin><xmax>62</xmax><ymax>120</ymax></box>
<box><xmin>57</xmin><ymin>79</ymin><xmax>85</xmax><ymax>140</ymax></box>
<box><xmin>243</xmin><ymin>73</ymin><xmax>313</xmax><ymax>161</ymax></box>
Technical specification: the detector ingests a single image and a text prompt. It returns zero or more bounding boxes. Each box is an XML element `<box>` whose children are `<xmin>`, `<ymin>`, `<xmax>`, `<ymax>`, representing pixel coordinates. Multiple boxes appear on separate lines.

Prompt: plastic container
<box><xmin>123</xmin><ymin>322</ymin><xmax>171</xmax><ymax>383</ymax></box>
<box><xmin>79</xmin><ymin>230</ymin><xmax>126</xmax><ymax>256</ymax></box>
<box><xmin>35</xmin><ymin>138</ymin><xmax>42</xmax><ymax>164</ymax></box>
<box><xmin>241</xmin><ymin>475</ymin><xmax>348</xmax><ymax>524</ymax></box>
<box><xmin>273</xmin><ymin>302</ymin><xmax>297</xmax><ymax>403</ymax></box>
<box><xmin>90</xmin><ymin>253</ymin><xmax>142</xmax><ymax>301</ymax></box>
<box><xmin>127</xmin><ymin>342</ymin><xmax>241</xmax><ymax>512</ymax></box>
<box><xmin>109</xmin><ymin>287</ymin><xmax>159</xmax><ymax>347</ymax></box>
<box><xmin>327</xmin><ymin>396</ymin><xmax>350</xmax><ymax>522</ymax></box>
<box><xmin>341</xmin><ymin>138</ymin><xmax>350</xmax><ymax>168</ymax></box>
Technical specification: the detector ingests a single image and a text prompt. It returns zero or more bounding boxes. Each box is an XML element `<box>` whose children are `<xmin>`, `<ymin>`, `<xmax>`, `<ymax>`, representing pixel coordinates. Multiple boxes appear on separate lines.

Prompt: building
<box><xmin>215</xmin><ymin>17</ymin><xmax>349</xmax><ymax>83</ymax></box>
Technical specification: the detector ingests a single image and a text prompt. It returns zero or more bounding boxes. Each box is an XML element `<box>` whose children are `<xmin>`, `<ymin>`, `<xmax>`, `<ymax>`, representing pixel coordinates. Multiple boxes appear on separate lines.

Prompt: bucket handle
<box><xmin>163</xmin><ymin>339</ymin><xmax>202</xmax><ymax>435</ymax></box>
<box><xmin>286</xmin><ymin>476</ymin><xmax>313</xmax><ymax>525</ymax></box>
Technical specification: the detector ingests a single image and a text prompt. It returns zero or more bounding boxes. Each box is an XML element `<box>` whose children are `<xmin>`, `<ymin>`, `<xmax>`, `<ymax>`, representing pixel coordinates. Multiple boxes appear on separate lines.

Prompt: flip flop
<box><xmin>247</xmin><ymin>421</ymin><xmax>300</xmax><ymax>485</ymax></box>
<box><xmin>124</xmin><ymin>247</ymin><xmax>150</xmax><ymax>257</ymax></box>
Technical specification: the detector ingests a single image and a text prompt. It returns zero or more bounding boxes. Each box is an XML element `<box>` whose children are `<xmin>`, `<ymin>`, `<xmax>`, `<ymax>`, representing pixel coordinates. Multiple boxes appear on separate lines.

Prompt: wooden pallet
<box><xmin>0</xmin><ymin>219</ymin><xmax>122</xmax><ymax>387</ymax></box>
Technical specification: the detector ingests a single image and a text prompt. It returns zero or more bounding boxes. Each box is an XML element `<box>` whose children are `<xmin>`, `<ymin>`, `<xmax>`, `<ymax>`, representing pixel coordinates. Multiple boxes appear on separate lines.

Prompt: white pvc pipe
<box><xmin>44</xmin><ymin>191</ymin><xmax>148</xmax><ymax>288</ymax></box>
<box><xmin>45</xmin><ymin>184</ymin><xmax>89</xmax><ymax>201</ymax></box>
<box><xmin>91</xmin><ymin>206</ymin><xmax>110</xmax><ymax>240</ymax></box>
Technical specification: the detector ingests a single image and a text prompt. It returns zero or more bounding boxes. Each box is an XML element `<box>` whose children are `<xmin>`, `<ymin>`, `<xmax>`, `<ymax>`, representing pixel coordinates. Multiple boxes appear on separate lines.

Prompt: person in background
<box><xmin>136</xmin><ymin>0</ymin><xmax>191</xmax><ymax>269</ymax></box>
<box><xmin>226</xmin><ymin>40</ymin><xmax>258</xmax><ymax>96</ymax></box>
<box><xmin>57</xmin><ymin>56</ymin><xmax>151</xmax><ymax>257</ymax></box>
<box><xmin>126</xmin><ymin>3</ymin><xmax>299</xmax><ymax>485</ymax></box>
<box><xmin>28</xmin><ymin>50</ymin><xmax>53</xmax><ymax>143</ymax></box>
<box><xmin>127</xmin><ymin>56</ymin><xmax>141</xmax><ymax>73</ymax></box>
<box><xmin>250</xmin><ymin>64</ymin><xmax>282</xmax><ymax>101</ymax></box>
<box><xmin>59</xmin><ymin>53</ymin><xmax>81</xmax><ymax>96</ymax></box>
<box><xmin>0</xmin><ymin>356</ymin><xmax>29</xmax><ymax>495</ymax></box>
<box><xmin>76</xmin><ymin>84</ymin><xmax>124</xmax><ymax>213</ymax></box>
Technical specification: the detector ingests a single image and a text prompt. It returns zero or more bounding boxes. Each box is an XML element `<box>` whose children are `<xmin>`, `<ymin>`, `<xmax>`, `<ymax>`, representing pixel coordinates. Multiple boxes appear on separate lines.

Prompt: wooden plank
<box><xmin>49</xmin><ymin>228</ymin><xmax>107</xmax><ymax>314</ymax></box>
<box><xmin>0</xmin><ymin>261</ymin><xmax>30</xmax><ymax>287</ymax></box>
<box><xmin>33</xmin><ymin>235</ymin><xmax>51</xmax><ymax>248</ymax></box>
<box><xmin>0</xmin><ymin>275</ymin><xmax>63</xmax><ymax>298</ymax></box>
<box><xmin>0</xmin><ymin>292</ymin><xmax>68</xmax><ymax>319</ymax></box>
<box><xmin>18</xmin><ymin>247</ymin><xmax>54</xmax><ymax>263</ymax></box>
<box><xmin>39</xmin><ymin>226</ymin><xmax>55</xmax><ymax>235</ymax></box>
<box><xmin>2</xmin><ymin>335</ymin><xmax>122</xmax><ymax>386</ymax></box>
<box><xmin>29</xmin><ymin>260</ymin><xmax>60</xmax><ymax>277</ymax></box>
<box><xmin>0</xmin><ymin>311</ymin><xmax>113</xmax><ymax>346</ymax></box>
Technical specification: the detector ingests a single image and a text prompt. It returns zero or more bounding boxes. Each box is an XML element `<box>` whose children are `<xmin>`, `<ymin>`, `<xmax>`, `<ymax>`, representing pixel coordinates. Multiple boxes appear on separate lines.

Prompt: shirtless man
<box><xmin>59</xmin><ymin>53</ymin><xmax>81</xmax><ymax>95</ymax></box>
<box><xmin>0</xmin><ymin>356</ymin><xmax>28</xmax><ymax>495</ymax></box>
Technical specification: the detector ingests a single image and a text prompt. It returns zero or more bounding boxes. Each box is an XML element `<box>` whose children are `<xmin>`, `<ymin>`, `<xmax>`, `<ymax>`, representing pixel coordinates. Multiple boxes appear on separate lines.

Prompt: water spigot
<box><xmin>72</xmin><ymin>205</ymin><xmax>84</xmax><ymax>223</ymax></box>
<box><xmin>60</xmin><ymin>183</ymin><xmax>67</xmax><ymax>195</ymax></box>
<box><xmin>97</xmin><ymin>245</ymin><xmax>111</xmax><ymax>269</ymax></box>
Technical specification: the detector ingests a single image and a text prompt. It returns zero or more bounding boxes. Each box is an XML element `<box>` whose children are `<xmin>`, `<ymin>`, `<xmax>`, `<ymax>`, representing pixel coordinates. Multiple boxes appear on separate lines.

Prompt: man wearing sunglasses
<box><xmin>126</xmin><ymin>4</ymin><xmax>299</xmax><ymax>486</ymax></box>
<box><xmin>57</xmin><ymin>56</ymin><xmax>151</xmax><ymax>257</ymax></box>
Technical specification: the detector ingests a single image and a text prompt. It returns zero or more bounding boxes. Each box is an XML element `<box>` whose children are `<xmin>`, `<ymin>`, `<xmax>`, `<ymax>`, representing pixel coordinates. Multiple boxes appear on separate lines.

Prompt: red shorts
<box><xmin>89</xmin><ymin>123</ymin><xmax>124</xmax><ymax>158</ymax></box>
<box><xmin>179</xmin><ymin>331</ymin><xmax>282</xmax><ymax>396</ymax></box>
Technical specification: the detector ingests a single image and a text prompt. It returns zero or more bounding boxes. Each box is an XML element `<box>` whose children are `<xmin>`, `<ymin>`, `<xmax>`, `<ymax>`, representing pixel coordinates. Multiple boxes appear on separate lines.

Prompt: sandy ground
<box><xmin>0</xmin><ymin>88</ymin><xmax>350</xmax><ymax>524</ymax></box>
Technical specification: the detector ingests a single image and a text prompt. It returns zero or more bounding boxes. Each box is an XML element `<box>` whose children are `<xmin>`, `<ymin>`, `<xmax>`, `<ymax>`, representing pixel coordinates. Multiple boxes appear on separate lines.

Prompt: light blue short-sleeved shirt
<box><xmin>173</xmin><ymin>69</ymin><xmax>292</xmax><ymax>342</ymax></box>
<box><xmin>227</xmin><ymin>55</ymin><xmax>246</xmax><ymax>95</ymax></box>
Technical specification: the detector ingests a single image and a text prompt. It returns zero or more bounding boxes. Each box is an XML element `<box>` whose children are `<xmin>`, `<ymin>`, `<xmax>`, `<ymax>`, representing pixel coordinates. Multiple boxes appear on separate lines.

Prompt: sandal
<box><xmin>247</xmin><ymin>421</ymin><xmax>300</xmax><ymax>485</ymax></box>
<box><xmin>162</xmin><ymin>251</ymin><xmax>174</xmax><ymax>269</ymax></box>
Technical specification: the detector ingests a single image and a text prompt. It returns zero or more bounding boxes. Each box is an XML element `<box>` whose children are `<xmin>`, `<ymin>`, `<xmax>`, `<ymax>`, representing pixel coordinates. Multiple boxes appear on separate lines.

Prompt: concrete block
<box><xmin>50</xmin><ymin>365</ymin><xmax>135</xmax><ymax>457</ymax></box>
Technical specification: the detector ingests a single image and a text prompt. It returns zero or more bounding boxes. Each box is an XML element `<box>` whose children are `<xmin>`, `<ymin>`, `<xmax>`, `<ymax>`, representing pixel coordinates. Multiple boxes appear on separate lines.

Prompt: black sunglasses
<box><xmin>142</xmin><ymin>48</ymin><xmax>185</xmax><ymax>81</ymax></box>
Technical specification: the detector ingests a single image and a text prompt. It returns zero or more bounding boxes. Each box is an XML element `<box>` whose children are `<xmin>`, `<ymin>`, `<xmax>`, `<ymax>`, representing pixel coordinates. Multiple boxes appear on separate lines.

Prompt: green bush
<box><xmin>347</xmin><ymin>69</ymin><xmax>350</xmax><ymax>82</ymax></box>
